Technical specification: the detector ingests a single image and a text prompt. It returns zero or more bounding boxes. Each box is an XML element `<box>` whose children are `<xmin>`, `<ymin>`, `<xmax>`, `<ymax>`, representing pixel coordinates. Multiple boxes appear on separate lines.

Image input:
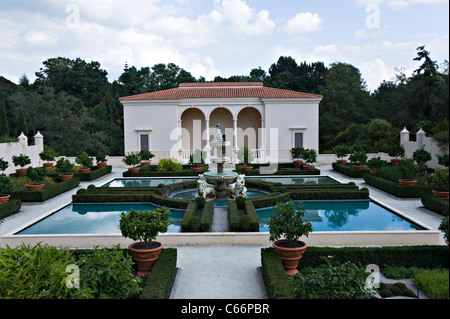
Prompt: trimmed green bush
<box><xmin>421</xmin><ymin>194</ymin><xmax>449</xmax><ymax>217</ymax></box>
<box><xmin>332</xmin><ymin>162</ymin><xmax>369</xmax><ymax>178</ymax></box>
<box><xmin>11</xmin><ymin>177</ymin><xmax>80</xmax><ymax>202</ymax></box>
<box><xmin>0</xmin><ymin>199</ymin><xmax>21</xmax><ymax>219</ymax></box>
<box><xmin>140</xmin><ymin>248</ymin><xmax>178</xmax><ymax>299</ymax></box>
<box><xmin>364</xmin><ymin>173</ymin><xmax>431</xmax><ymax>198</ymax></box>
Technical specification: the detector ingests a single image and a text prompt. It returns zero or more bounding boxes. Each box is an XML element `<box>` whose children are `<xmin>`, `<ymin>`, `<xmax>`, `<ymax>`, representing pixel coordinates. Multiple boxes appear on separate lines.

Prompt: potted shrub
<box><xmin>12</xmin><ymin>154</ymin><xmax>31</xmax><ymax>174</ymax></box>
<box><xmin>192</xmin><ymin>149</ymin><xmax>206</xmax><ymax>167</ymax></box>
<box><xmin>119</xmin><ymin>208</ymin><xmax>170</xmax><ymax>277</ymax></box>
<box><xmin>39</xmin><ymin>148</ymin><xmax>57</xmax><ymax>169</ymax></box>
<box><xmin>388</xmin><ymin>144</ymin><xmax>405</xmax><ymax>166</ymax></box>
<box><xmin>302</xmin><ymin>148</ymin><xmax>317</xmax><ymax>170</ymax></box>
<box><xmin>291</xmin><ymin>147</ymin><xmax>304</xmax><ymax>168</ymax></box>
<box><xmin>349</xmin><ymin>151</ymin><xmax>368</xmax><ymax>170</ymax></box>
<box><xmin>0</xmin><ymin>158</ymin><xmax>11</xmax><ymax>203</ymax></box>
<box><xmin>426</xmin><ymin>168</ymin><xmax>449</xmax><ymax>200</ymax></box>
<box><xmin>75</xmin><ymin>152</ymin><xmax>93</xmax><ymax>174</ymax></box>
<box><xmin>268</xmin><ymin>200</ymin><xmax>313</xmax><ymax>276</ymax></box>
<box><xmin>237</xmin><ymin>147</ymin><xmax>254</xmax><ymax>172</ymax></box>
<box><xmin>333</xmin><ymin>144</ymin><xmax>353</xmax><ymax>166</ymax></box>
<box><xmin>367</xmin><ymin>156</ymin><xmax>386</xmax><ymax>175</ymax></box>
<box><xmin>55</xmin><ymin>158</ymin><xmax>75</xmax><ymax>182</ymax></box>
<box><xmin>96</xmin><ymin>151</ymin><xmax>108</xmax><ymax>168</ymax></box>
<box><xmin>189</xmin><ymin>154</ymin><xmax>202</xmax><ymax>173</ymax></box>
<box><xmin>139</xmin><ymin>150</ymin><xmax>154</xmax><ymax>166</ymax></box>
<box><xmin>397</xmin><ymin>158</ymin><xmax>418</xmax><ymax>186</ymax></box>
<box><xmin>438</xmin><ymin>216</ymin><xmax>449</xmax><ymax>246</ymax></box>
<box><xmin>25</xmin><ymin>166</ymin><xmax>46</xmax><ymax>191</ymax></box>
<box><xmin>413</xmin><ymin>148</ymin><xmax>432</xmax><ymax>169</ymax></box>
<box><xmin>0</xmin><ymin>175</ymin><xmax>13</xmax><ymax>204</ymax></box>
<box><xmin>123</xmin><ymin>153</ymin><xmax>141</xmax><ymax>173</ymax></box>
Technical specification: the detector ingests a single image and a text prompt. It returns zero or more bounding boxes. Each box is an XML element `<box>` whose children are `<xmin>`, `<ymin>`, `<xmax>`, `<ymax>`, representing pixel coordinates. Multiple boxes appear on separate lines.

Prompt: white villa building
<box><xmin>120</xmin><ymin>82</ymin><xmax>323</xmax><ymax>165</ymax></box>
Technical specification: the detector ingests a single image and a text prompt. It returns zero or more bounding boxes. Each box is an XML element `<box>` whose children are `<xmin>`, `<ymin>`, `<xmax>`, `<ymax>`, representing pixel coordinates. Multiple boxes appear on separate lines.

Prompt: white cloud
<box><xmin>282</xmin><ymin>12</ymin><xmax>323</xmax><ymax>34</ymax></box>
<box><xmin>354</xmin><ymin>0</ymin><xmax>448</xmax><ymax>10</ymax></box>
<box><xmin>217</xmin><ymin>0</ymin><xmax>276</xmax><ymax>36</ymax></box>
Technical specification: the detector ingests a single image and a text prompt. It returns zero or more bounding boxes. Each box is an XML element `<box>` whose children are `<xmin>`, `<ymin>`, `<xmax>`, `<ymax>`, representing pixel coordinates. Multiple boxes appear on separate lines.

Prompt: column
<box><xmin>416</xmin><ymin>128</ymin><xmax>426</xmax><ymax>149</ymax></box>
<box><xmin>177</xmin><ymin>120</ymin><xmax>183</xmax><ymax>160</ymax></box>
<box><xmin>205</xmin><ymin>119</ymin><xmax>211</xmax><ymax>163</ymax></box>
<box><xmin>233</xmin><ymin>119</ymin><xmax>238</xmax><ymax>163</ymax></box>
<box><xmin>260</xmin><ymin>119</ymin><xmax>266</xmax><ymax>162</ymax></box>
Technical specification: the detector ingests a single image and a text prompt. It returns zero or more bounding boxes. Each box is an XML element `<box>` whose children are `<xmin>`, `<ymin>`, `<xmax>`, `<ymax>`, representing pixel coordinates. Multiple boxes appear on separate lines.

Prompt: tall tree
<box><xmin>0</xmin><ymin>101</ymin><xmax>9</xmax><ymax>138</ymax></box>
<box><xmin>16</xmin><ymin>109</ymin><xmax>27</xmax><ymax>137</ymax></box>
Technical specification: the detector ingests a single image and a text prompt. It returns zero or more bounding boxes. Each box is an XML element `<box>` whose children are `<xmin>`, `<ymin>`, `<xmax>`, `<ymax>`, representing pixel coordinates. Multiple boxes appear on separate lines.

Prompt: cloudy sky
<box><xmin>0</xmin><ymin>0</ymin><xmax>448</xmax><ymax>91</ymax></box>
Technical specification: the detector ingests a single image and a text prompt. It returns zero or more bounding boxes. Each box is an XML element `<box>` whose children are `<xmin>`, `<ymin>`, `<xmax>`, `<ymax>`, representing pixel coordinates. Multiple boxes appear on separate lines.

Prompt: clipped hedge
<box><xmin>228</xmin><ymin>200</ymin><xmax>259</xmax><ymax>232</ymax></box>
<box><xmin>261</xmin><ymin>245</ymin><xmax>449</xmax><ymax>299</ymax></box>
<box><xmin>236</xmin><ymin>165</ymin><xmax>321</xmax><ymax>176</ymax></box>
<box><xmin>10</xmin><ymin>177</ymin><xmax>80</xmax><ymax>202</ymax></box>
<box><xmin>140</xmin><ymin>248</ymin><xmax>178</xmax><ymax>299</ymax></box>
<box><xmin>0</xmin><ymin>199</ymin><xmax>22</xmax><ymax>219</ymax></box>
<box><xmin>181</xmin><ymin>200</ymin><xmax>214</xmax><ymax>232</ymax></box>
<box><xmin>364</xmin><ymin>173</ymin><xmax>432</xmax><ymax>198</ymax></box>
<box><xmin>76</xmin><ymin>165</ymin><xmax>112</xmax><ymax>181</ymax></box>
<box><xmin>332</xmin><ymin>162</ymin><xmax>370</xmax><ymax>178</ymax></box>
<box><xmin>421</xmin><ymin>194</ymin><xmax>449</xmax><ymax>217</ymax></box>
<box><xmin>260</xmin><ymin>248</ymin><xmax>294</xmax><ymax>299</ymax></box>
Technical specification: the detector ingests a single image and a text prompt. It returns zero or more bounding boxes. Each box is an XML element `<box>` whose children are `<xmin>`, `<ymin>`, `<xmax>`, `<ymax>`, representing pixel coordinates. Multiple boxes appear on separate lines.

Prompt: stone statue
<box><xmin>228</xmin><ymin>174</ymin><xmax>247</xmax><ymax>199</ymax></box>
<box><xmin>216</xmin><ymin>124</ymin><xmax>223</xmax><ymax>142</ymax></box>
<box><xmin>197</xmin><ymin>178</ymin><xmax>216</xmax><ymax>199</ymax></box>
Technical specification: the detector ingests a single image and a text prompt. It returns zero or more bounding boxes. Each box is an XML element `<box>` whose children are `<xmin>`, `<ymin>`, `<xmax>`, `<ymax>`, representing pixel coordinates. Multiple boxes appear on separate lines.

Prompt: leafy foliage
<box><xmin>290</xmin><ymin>256</ymin><xmax>376</xmax><ymax>299</ymax></box>
<box><xmin>119</xmin><ymin>208</ymin><xmax>170</xmax><ymax>245</ymax></box>
<box><xmin>268</xmin><ymin>200</ymin><xmax>313</xmax><ymax>247</ymax></box>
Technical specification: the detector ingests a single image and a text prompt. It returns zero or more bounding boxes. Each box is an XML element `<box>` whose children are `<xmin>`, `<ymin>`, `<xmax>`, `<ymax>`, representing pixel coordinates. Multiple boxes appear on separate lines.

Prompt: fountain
<box><xmin>196</xmin><ymin>124</ymin><xmax>247</xmax><ymax>199</ymax></box>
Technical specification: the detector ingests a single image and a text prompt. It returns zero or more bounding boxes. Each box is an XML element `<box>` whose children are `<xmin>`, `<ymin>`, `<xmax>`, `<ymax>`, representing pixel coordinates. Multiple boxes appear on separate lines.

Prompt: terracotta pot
<box><xmin>370</xmin><ymin>169</ymin><xmax>378</xmax><ymax>176</ymax></box>
<box><xmin>97</xmin><ymin>162</ymin><xmax>107</xmax><ymax>168</ymax></box>
<box><xmin>59</xmin><ymin>174</ymin><xmax>73</xmax><ymax>182</ymax></box>
<box><xmin>272</xmin><ymin>239</ymin><xmax>307</xmax><ymax>277</ymax></box>
<box><xmin>303</xmin><ymin>165</ymin><xmax>315</xmax><ymax>171</ymax></box>
<box><xmin>241</xmin><ymin>165</ymin><xmax>253</xmax><ymax>172</ymax></box>
<box><xmin>336</xmin><ymin>160</ymin><xmax>347</xmax><ymax>166</ymax></box>
<box><xmin>140</xmin><ymin>161</ymin><xmax>151</xmax><ymax>166</ymax></box>
<box><xmin>78</xmin><ymin>168</ymin><xmax>91</xmax><ymax>174</ymax></box>
<box><xmin>432</xmin><ymin>190</ymin><xmax>449</xmax><ymax>201</ymax></box>
<box><xmin>128</xmin><ymin>167</ymin><xmax>140</xmax><ymax>173</ymax></box>
<box><xmin>43</xmin><ymin>163</ymin><xmax>54</xmax><ymax>169</ymax></box>
<box><xmin>293</xmin><ymin>160</ymin><xmax>303</xmax><ymax>169</ymax></box>
<box><xmin>190</xmin><ymin>166</ymin><xmax>203</xmax><ymax>173</ymax></box>
<box><xmin>399</xmin><ymin>179</ymin><xmax>417</xmax><ymax>187</ymax></box>
<box><xmin>0</xmin><ymin>194</ymin><xmax>10</xmax><ymax>205</ymax></box>
<box><xmin>26</xmin><ymin>184</ymin><xmax>44</xmax><ymax>191</ymax></box>
<box><xmin>128</xmin><ymin>241</ymin><xmax>163</xmax><ymax>277</ymax></box>
<box><xmin>16</xmin><ymin>168</ymin><xmax>27</xmax><ymax>174</ymax></box>
<box><xmin>353</xmin><ymin>165</ymin><xmax>366</xmax><ymax>170</ymax></box>
<box><xmin>446</xmin><ymin>240</ymin><xmax>449</xmax><ymax>246</ymax></box>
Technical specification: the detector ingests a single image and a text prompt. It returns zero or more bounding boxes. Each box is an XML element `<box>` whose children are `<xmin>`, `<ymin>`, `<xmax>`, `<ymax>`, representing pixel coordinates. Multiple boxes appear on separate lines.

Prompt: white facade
<box><xmin>121</xmin><ymin>82</ymin><xmax>322</xmax><ymax>164</ymax></box>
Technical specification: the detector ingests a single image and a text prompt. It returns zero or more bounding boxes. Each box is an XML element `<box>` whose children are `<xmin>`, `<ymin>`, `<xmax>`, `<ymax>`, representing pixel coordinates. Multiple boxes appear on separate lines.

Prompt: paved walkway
<box><xmin>0</xmin><ymin>165</ymin><xmax>445</xmax><ymax>300</ymax></box>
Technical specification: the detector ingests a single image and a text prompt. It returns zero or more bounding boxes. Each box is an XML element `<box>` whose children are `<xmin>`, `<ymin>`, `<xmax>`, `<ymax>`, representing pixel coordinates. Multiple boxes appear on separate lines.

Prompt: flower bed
<box><xmin>261</xmin><ymin>245</ymin><xmax>449</xmax><ymax>299</ymax></box>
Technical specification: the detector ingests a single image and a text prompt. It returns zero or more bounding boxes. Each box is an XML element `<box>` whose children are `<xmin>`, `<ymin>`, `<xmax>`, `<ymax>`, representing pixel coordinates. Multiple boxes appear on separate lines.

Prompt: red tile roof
<box><xmin>120</xmin><ymin>82</ymin><xmax>323</xmax><ymax>101</ymax></box>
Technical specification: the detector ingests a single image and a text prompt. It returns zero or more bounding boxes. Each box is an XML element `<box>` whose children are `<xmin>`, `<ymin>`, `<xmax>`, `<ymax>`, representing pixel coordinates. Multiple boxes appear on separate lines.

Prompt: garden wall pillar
<box><xmin>400</xmin><ymin>127</ymin><xmax>410</xmax><ymax>145</ymax></box>
<box><xmin>18</xmin><ymin>132</ymin><xmax>27</xmax><ymax>155</ymax></box>
<box><xmin>416</xmin><ymin>128</ymin><xmax>426</xmax><ymax>149</ymax></box>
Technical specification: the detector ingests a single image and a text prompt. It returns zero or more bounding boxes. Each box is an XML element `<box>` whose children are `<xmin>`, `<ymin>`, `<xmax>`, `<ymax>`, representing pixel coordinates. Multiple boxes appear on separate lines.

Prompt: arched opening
<box><xmin>209</xmin><ymin>107</ymin><xmax>234</xmax><ymax>157</ymax></box>
<box><xmin>237</xmin><ymin>107</ymin><xmax>262</xmax><ymax>159</ymax></box>
<box><xmin>181</xmin><ymin>108</ymin><xmax>206</xmax><ymax>159</ymax></box>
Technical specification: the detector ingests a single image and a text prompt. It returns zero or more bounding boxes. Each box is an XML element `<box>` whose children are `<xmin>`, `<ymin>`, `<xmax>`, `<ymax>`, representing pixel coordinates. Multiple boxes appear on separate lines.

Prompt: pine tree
<box><xmin>16</xmin><ymin>109</ymin><xmax>28</xmax><ymax>137</ymax></box>
<box><xmin>0</xmin><ymin>101</ymin><xmax>9</xmax><ymax>138</ymax></box>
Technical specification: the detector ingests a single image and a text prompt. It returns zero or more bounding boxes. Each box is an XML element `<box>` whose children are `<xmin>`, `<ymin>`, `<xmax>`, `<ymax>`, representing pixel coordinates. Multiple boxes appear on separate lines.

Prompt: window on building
<box><xmin>140</xmin><ymin>134</ymin><xmax>149</xmax><ymax>151</ymax></box>
<box><xmin>294</xmin><ymin>132</ymin><xmax>303</xmax><ymax>149</ymax></box>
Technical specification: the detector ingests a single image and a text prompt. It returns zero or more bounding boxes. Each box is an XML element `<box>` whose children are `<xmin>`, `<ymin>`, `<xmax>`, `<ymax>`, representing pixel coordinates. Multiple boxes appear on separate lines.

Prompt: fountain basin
<box><xmin>203</xmin><ymin>171</ymin><xmax>238</xmax><ymax>182</ymax></box>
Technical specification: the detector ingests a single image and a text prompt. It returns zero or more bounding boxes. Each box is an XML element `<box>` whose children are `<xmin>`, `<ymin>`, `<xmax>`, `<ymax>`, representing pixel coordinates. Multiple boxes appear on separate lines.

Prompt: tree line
<box><xmin>0</xmin><ymin>46</ymin><xmax>448</xmax><ymax>157</ymax></box>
